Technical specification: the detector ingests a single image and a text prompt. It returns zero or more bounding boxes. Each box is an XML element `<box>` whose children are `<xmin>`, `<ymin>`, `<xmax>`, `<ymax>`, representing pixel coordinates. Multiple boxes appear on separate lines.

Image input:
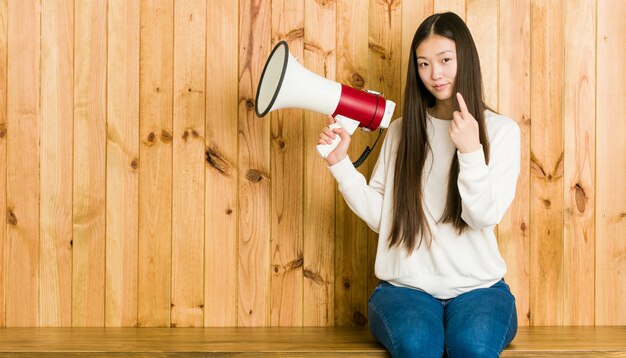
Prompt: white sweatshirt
<box><xmin>328</xmin><ymin>110</ymin><xmax>520</xmax><ymax>299</ymax></box>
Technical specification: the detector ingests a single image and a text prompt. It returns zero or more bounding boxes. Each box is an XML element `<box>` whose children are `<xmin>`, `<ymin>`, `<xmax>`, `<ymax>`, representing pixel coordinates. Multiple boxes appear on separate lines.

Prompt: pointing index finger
<box><xmin>456</xmin><ymin>92</ymin><xmax>470</xmax><ymax>116</ymax></box>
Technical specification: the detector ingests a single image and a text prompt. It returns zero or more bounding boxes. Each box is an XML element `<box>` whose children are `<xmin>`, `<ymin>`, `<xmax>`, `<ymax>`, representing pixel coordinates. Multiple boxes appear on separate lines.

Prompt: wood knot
<box><xmin>182</xmin><ymin>128</ymin><xmax>200</xmax><ymax>142</ymax></box>
<box><xmin>245</xmin><ymin>169</ymin><xmax>263</xmax><ymax>182</ymax></box>
<box><xmin>353</xmin><ymin>311</ymin><xmax>367</xmax><ymax>326</ymax></box>
<box><xmin>245</xmin><ymin>99</ymin><xmax>255</xmax><ymax>111</ymax></box>
<box><xmin>0</xmin><ymin>127</ymin><xmax>6</xmax><ymax>138</ymax></box>
<box><xmin>273</xmin><ymin>265</ymin><xmax>281</xmax><ymax>274</ymax></box>
<box><xmin>574</xmin><ymin>183</ymin><xmax>586</xmax><ymax>213</ymax></box>
<box><xmin>273</xmin><ymin>136</ymin><xmax>287</xmax><ymax>151</ymax></box>
<box><xmin>145</xmin><ymin>132</ymin><xmax>156</xmax><ymax>146</ymax></box>
<box><xmin>304</xmin><ymin>268</ymin><xmax>325</xmax><ymax>285</ymax></box>
<box><xmin>343</xmin><ymin>280</ymin><xmax>351</xmax><ymax>290</ymax></box>
<box><xmin>351</xmin><ymin>73</ymin><xmax>365</xmax><ymax>88</ymax></box>
<box><xmin>7</xmin><ymin>210</ymin><xmax>17</xmax><ymax>226</ymax></box>
<box><xmin>130</xmin><ymin>159</ymin><xmax>139</xmax><ymax>170</ymax></box>
<box><xmin>520</xmin><ymin>222</ymin><xmax>526</xmax><ymax>232</ymax></box>
<box><xmin>206</xmin><ymin>146</ymin><xmax>230</xmax><ymax>175</ymax></box>
<box><xmin>160</xmin><ymin>130</ymin><xmax>173</xmax><ymax>143</ymax></box>
<box><xmin>226</xmin><ymin>209</ymin><xmax>233</xmax><ymax>215</ymax></box>
<box><xmin>542</xmin><ymin>198</ymin><xmax>551</xmax><ymax>208</ymax></box>
<box><xmin>154</xmin><ymin>87</ymin><xmax>161</xmax><ymax>93</ymax></box>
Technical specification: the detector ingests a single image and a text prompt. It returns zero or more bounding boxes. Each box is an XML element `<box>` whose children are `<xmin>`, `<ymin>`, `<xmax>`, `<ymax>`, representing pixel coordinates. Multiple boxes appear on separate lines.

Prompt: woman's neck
<box><xmin>429</xmin><ymin>99</ymin><xmax>454</xmax><ymax>120</ymax></box>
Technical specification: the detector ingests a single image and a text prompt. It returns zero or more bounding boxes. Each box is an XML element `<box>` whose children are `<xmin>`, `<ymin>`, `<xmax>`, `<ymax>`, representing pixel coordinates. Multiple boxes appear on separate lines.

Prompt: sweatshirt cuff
<box><xmin>328</xmin><ymin>156</ymin><xmax>358</xmax><ymax>187</ymax></box>
<box><xmin>457</xmin><ymin>145</ymin><xmax>486</xmax><ymax>168</ymax></box>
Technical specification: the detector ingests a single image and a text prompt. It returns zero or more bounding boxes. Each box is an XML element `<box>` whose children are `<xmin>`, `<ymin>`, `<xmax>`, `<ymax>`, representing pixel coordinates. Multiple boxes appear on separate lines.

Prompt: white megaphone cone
<box><xmin>255</xmin><ymin>41</ymin><xmax>396</xmax><ymax>159</ymax></box>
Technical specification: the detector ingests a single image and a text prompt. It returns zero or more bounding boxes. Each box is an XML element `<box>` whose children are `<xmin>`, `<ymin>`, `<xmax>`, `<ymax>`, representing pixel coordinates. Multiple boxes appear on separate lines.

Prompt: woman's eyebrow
<box><xmin>416</xmin><ymin>50</ymin><xmax>454</xmax><ymax>59</ymax></box>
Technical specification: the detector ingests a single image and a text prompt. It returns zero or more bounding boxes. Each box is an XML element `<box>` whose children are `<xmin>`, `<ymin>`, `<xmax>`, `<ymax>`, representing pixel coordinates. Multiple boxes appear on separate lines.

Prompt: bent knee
<box><xmin>394</xmin><ymin>340</ymin><xmax>443</xmax><ymax>358</ymax></box>
<box><xmin>445</xmin><ymin>343</ymin><xmax>500</xmax><ymax>358</ymax></box>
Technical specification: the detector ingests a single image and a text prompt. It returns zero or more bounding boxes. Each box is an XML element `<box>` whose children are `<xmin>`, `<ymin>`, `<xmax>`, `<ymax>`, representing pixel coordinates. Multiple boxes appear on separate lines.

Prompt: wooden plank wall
<box><xmin>0</xmin><ymin>0</ymin><xmax>624</xmax><ymax>327</ymax></box>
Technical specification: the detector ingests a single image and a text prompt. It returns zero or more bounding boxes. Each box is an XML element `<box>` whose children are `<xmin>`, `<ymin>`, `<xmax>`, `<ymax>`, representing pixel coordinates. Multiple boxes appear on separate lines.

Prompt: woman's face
<box><xmin>415</xmin><ymin>35</ymin><xmax>457</xmax><ymax>103</ymax></box>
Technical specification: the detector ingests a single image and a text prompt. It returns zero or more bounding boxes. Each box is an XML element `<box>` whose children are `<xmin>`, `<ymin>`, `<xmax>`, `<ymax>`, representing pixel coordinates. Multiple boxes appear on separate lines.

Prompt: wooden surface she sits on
<box><xmin>0</xmin><ymin>326</ymin><xmax>625</xmax><ymax>357</ymax></box>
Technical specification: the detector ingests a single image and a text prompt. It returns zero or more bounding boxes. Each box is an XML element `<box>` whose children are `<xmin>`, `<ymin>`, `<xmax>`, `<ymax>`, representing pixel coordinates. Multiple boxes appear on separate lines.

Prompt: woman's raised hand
<box><xmin>449</xmin><ymin>92</ymin><xmax>481</xmax><ymax>154</ymax></box>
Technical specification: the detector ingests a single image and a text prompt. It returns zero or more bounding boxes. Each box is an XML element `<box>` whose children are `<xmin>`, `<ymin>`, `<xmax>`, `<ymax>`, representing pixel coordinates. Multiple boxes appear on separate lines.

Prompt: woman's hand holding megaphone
<box><xmin>319</xmin><ymin>115</ymin><xmax>352</xmax><ymax>166</ymax></box>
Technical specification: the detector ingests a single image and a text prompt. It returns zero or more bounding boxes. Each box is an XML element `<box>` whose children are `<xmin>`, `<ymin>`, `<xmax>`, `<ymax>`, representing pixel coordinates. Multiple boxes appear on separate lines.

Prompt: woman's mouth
<box><xmin>433</xmin><ymin>83</ymin><xmax>449</xmax><ymax>91</ymax></box>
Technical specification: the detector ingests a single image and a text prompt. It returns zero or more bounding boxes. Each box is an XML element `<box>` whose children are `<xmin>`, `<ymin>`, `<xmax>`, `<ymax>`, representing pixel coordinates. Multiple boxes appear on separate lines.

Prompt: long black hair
<box><xmin>388</xmin><ymin>12</ymin><xmax>491</xmax><ymax>253</ymax></box>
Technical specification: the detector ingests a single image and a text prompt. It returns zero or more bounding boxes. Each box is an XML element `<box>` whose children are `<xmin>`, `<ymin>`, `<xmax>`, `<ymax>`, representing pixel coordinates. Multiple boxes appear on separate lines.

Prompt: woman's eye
<box><xmin>443</xmin><ymin>58</ymin><xmax>451</xmax><ymax>63</ymax></box>
<box><xmin>418</xmin><ymin>62</ymin><xmax>428</xmax><ymax>68</ymax></box>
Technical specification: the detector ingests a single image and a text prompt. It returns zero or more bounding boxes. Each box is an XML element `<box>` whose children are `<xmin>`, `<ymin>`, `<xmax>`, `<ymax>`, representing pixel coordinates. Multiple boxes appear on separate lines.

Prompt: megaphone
<box><xmin>255</xmin><ymin>41</ymin><xmax>396</xmax><ymax>159</ymax></box>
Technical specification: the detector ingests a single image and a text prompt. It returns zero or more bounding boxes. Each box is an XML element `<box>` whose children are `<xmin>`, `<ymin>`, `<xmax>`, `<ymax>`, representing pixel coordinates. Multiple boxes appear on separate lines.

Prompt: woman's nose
<box><xmin>431</xmin><ymin>64</ymin><xmax>442</xmax><ymax>80</ymax></box>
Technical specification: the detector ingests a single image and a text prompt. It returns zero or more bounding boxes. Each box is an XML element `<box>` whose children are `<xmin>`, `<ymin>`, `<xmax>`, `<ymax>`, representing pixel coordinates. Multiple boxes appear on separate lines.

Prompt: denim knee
<box><xmin>395</xmin><ymin>340</ymin><xmax>444</xmax><ymax>358</ymax></box>
<box><xmin>445</xmin><ymin>342</ymin><xmax>500</xmax><ymax>358</ymax></box>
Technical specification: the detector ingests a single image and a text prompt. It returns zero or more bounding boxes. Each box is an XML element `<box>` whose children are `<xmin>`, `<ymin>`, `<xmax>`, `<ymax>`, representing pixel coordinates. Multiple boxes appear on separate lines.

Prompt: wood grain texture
<box><xmin>238</xmin><ymin>0</ymin><xmax>271</xmax><ymax>327</ymax></box>
<box><xmin>205</xmin><ymin>0</ymin><xmax>239</xmax><ymax>327</ymax></box>
<box><xmin>434</xmin><ymin>0</ymin><xmax>465</xmax><ymax>19</ymax></box>
<box><xmin>0</xmin><ymin>327</ymin><xmax>625</xmax><ymax>356</ymax></box>
<box><xmin>563</xmin><ymin>0</ymin><xmax>595</xmax><ymax>326</ymax></box>
<box><xmin>530</xmin><ymin>0</ymin><xmax>564</xmax><ymax>326</ymax></box>
<box><xmin>497</xmin><ymin>0</ymin><xmax>531</xmax><ymax>327</ymax></box>
<box><xmin>367</xmin><ymin>0</ymin><xmax>402</xmax><ymax>300</ymax></box>
<box><xmin>138</xmin><ymin>0</ymin><xmax>174</xmax><ymax>328</ymax></box>
<box><xmin>171</xmin><ymin>0</ymin><xmax>206</xmax><ymax>328</ymax></box>
<box><xmin>302</xmin><ymin>0</ymin><xmax>336</xmax><ymax>327</ymax></box>
<box><xmin>467</xmin><ymin>0</ymin><xmax>498</xmax><ymax>110</ymax></box>
<box><xmin>73</xmin><ymin>0</ymin><xmax>107</xmax><ymax>327</ymax></box>
<box><xmin>400</xmin><ymin>0</ymin><xmax>432</xmax><ymax>110</ymax></box>
<box><xmin>0</xmin><ymin>0</ymin><xmax>624</xmax><ymax>329</ymax></box>
<box><xmin>269</xmin><ymin>0</ymin><xmax>305</xmax><ymax>327</ymax></box>
<box><xmin>40</xmin><ymin>0</ymin><xmax>73</xmax><ymax>327</ymax></box>
<box><xmin>596</xmin><ymin>0</ymin><xmax>626</xmax><ymax>325</ymax></box>
<box><xmin>334</xmin><ymin>0</ymin><xmax>369</xmax><ymax>328</ymax></box>
<box><xmin>106</xmin><ymin>0</ymin><xmax>140</xmax><ymax>327</ymax></box>
<box><xmin>6</xmin><ymin>0</ymin><xmax>40</xmax><ymax>327</ymax></box>
<box><xmin>0</xmin><ymin>0</ymin><xmax>6</xmax><ymax>328</ymax></box>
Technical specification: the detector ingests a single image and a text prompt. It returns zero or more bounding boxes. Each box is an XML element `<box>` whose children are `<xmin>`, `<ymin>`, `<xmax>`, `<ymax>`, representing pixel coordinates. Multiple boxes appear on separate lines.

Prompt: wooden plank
<box><xmin>73</xmin><ymin>0</ymin><xmax>107</xmax><ymax>327</ymax></box>
<box><xmin>400</xmin><ymin>1</ymin><xmax>432</xmax><ymax>112</ymax></box>
<box><xmin>562</xmin><ymin>0</ymin><xmax>595</xmax><ymax>326</ymax></box>
<box><xmin>106</xmin><ymin>0</ymin><xmax>140</xmax><ymax>327</ymax></box>
<box><xmin>335</xmin><ymin>0</ymin><xmax>369</xmax><ymax>328</ymax></box>
<box><xmin>138</xmin><ymin>0</ymin><xmax>174</xmax><ymax>327</ymax></box>
<box><xmin>0</xmin><ymin>327</ymin><xmax>626</xmax><ymax>356</ymax></box>
<box><xmin>0</xmin><ymin>0</ymin><xmax>8</xmax><ymax>328</ymax></box>
<box><xmin>434</xmin><ymin>0</ymin><xmax>465</xmax><ymax>20</ymax></box>
<box><xmin>171</xmin><ymin>0</ymin><xmax>206</xmax><ymax>328</ymax></box>
<box><xmin>205</xmin><ymin>0</ymin><xmax>238</xmax><ymax>327</ymax></box>
<box><xmin>269</xmin><ymin>0</ymin><xmax>304</xmax><ymax>327</ymax></box>
<box><xmin>467</xmin><ymin>0</ymin><xmax>498</xmax><ymax>110</ymax></box>
<box><xmin>529</xmin><ymin>0</ymin><xmax>564</xmax><ymax>326</ymax></box>
<box><xmin>40</xmin><ymin>0</ymin><xmax>73</xmax><ymax>327</ymax></box>
<box><xmin>367</xmin><ymin>0</ymin><xmax>402</xmax><ymax>298</ymax></box>
<box><xmin>0</xmin><ymin>327</ymin><xmax>387</xmax><ymax>356</ymax></box>
<box><xmin>302</xmin><ymin>0</ymin><xmax>336</xmax><ymax>327</ymax></box>
<box><xmin>497</xmin><ymin>0</ymin><xmax>531</xmax><ymax>327</ymax></box>
<box><xmin>596</xmin><ymin>0</ymin><xmax>626</xmax><ymax>325</ymax></box>
<box><xmin>6</xmin><ymin>0</ymin><xmax>40</xmax><ymax>327</ymax></box>
<box><xmin>238</xmin><ymin>0</ymin><xmax>271</xmax><ymax>327</ymax></box>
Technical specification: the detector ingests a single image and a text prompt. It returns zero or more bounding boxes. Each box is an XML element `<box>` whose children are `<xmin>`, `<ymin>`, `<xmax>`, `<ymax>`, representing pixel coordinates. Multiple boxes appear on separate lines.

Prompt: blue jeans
<box><xmin>368</xmin><ymin>280</ymin><xmax>517</xmax><ymax>358</ymax></box>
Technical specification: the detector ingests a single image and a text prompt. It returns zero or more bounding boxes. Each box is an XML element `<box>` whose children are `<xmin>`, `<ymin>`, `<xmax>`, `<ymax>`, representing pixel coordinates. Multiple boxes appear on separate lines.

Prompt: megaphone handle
<box><xmin>316</xmin><ymin>123</ymin><xmax>343</xmax><ymax>158</ymax></box>
<box><xmin>316</xmin><ymin>116</ymin><xmax>360</xmax><ymax>159</ymax></box>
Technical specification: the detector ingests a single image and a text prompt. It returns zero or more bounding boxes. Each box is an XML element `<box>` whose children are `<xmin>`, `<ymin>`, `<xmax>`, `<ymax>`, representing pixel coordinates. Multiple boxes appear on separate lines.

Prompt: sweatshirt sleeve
<box><xmin>457</xmin><ymin>119</ymin><xmax>521</xmax><ymax>229</ymax></box>
<box><xmin>327</xmin><ymin>127</ymin><xmax>394</xmax><ymax>233</ymax></box>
